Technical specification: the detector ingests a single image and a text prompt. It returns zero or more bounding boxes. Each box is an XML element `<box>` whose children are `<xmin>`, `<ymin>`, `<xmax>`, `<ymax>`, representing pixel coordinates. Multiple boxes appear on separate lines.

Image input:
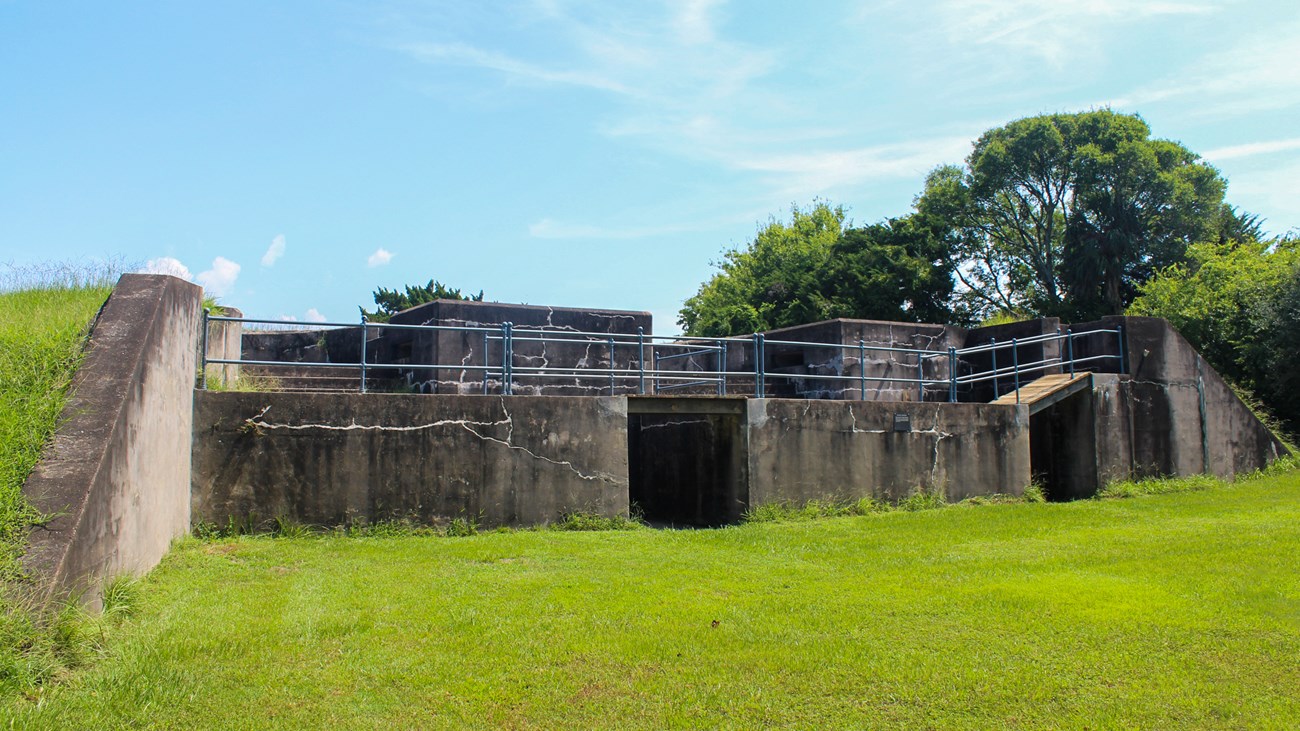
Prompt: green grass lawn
<box><xmin>0</xmin><ymin>276</ymin><xmax>113</xmax><ymax>581</ymax></box>
<box><xmin>5</xmin><ymin>473</ymin><xmax>1298</xmax><ymax>730</ymax></box>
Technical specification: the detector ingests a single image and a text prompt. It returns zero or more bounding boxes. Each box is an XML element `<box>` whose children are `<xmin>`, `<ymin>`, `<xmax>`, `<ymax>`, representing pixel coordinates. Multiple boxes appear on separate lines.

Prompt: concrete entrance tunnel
<box><xmin>1029</xmin><ymin>390</ymin><xmax>1099</xmax><ymax>501</ymax></box>
<box><xmin>626</xmin><ymin>398</ymin><xmax>749</xmax><ymax>526</ymax></box>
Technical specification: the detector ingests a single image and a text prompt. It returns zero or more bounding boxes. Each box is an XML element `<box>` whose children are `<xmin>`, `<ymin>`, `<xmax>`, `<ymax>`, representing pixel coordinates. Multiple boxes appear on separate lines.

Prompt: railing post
<box><xmin>501</xmin><ymin>322</ymin><xmax>513</xmax><ymax>396</ymax></box>
<box><xmin>858</xmin><ymin>339</ymin><xmax>866</xmax><ymax>400</ymax></box>
<box><xmin>990</xmin><ymin>337</ymin><xmax>999</xmax><ymax>399</ymax></box>
<box><xmin>754</xmin><ymin>333</ymin><xmax>766</xmax><ymax>399</ymax></box>
<box><xmin>608</xmin><ymin>336</ymin><xmax>616</xmax><ymax>394</ymax></box>
<box><xmin>199</xmin><ymin>308</ymin><xmax>210</xmax><ymax>389</ymax></box>
<box><xmin>947</xmin><ymin>346</ymin><xmax>956</xmax><ymax>403</ymax></box>
<box><xmin>637</xmin><ymin>327</ymin><xmax>646</xmax><ymax>395</ymax></box>
<box><xmin>482</xmin><ymin>331</ymin><xmax>490</xmax><ymax>394</ymax></box>
<box><xmin>1117</xmin><ymin>324</ymin><xmax>1128</xmax><ymax>374</ymax></box>
<box><xmin>1056</xmin><ymin>326</ymin><xmax>1063</xmax><ymax>373</ymax></box>
<box><xmin>716</xmin><ymin>340</ymin><xmax>725</xmax><ymax>396</ymax></box>
<box><xmin>1011</xmin><ymin>337</ymin><xmax>1020</xmax><ymax>404</ymax></box>
<box><xmin>916</xmin><ymin>352</ymin><xmax>924</xmax><ymax>402</ymax></box>
<box><xmin>719</xmin><ymin>341</ymin><xmax>728</xmax><ymax>396</ymax></box>
<box><xmin>1066</xmin><ymin>328</ymin><xmax>1075</xmax><ymax>377</ymax></box>
<box><xmin>360</xmin><ymin>318</ymin><xmax>368</xmax><ymax>394</ymax></box>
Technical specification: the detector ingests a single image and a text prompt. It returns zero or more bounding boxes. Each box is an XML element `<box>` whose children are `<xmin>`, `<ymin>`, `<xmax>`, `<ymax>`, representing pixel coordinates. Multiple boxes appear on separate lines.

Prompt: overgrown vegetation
<box><xmin>360</xmin><ymin>279</ymin><xmax>485</xmax><ymax>323</ymax></box>
<box><xmin>5</xmin><ymin>469</ymin><xmax>1297</xmax><ymax>728</ymax></box>
<box><xmin>0</xmin><ymin>262</ymin><xmax>116</xmax><ymax>694</ymax></box>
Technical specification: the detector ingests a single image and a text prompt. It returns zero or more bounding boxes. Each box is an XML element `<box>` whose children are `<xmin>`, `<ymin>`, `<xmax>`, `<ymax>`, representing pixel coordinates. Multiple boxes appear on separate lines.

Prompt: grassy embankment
<box><xmin>5</xmin><ymin>465</ymin><xmax>1298</xmax><ymax>729</ymax></box>
<box><xmin>0</xmin><ymin>266</ymin><xmax>114</xmax><ymax>693</ymax></box>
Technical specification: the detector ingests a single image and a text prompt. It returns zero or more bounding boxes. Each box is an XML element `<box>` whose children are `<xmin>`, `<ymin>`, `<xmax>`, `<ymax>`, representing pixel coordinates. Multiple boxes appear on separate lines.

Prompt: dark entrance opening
<box><xmin>1029</xmin><ymin>389</ymin><xmax>1098</xmax><ymax>501</ymax></box>
<box><xmin>627</xmin><ymin>397</ymin><xmax>748</xmax><ymax>526</ymax></box>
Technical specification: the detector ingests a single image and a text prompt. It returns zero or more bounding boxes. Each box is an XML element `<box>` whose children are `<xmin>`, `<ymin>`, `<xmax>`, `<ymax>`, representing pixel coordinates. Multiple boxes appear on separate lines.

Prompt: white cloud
<box><xmin>195</xmin><ymin>257</ymin><xmax>241</xmax><ymax>297</ymax></box>
<box><xmin>729</xmin><ymin>135</ymin><xmax>975</xmax><ymax>195</ymax></box>
<box><xmin>305</xmin><ymin>308</ymin><xmax>327</xmax><ymax>323</ymax></box>
<box><xmin>367</xmin><ymin>248</ymin><xmax>394</xmax><ymax>267</ymax></box>
<box><xmin>399</xmin><ymin>42</ymin><xmax>633</xmax><ymax>95</ymax></box>
<box><xmin>1203</xmin><ymin>138</ymin><xmax>1300</xmax><ymax>162</ymax></box>
<box><xmin>261</xmin><ymin>234</ymin><xmax>286</xmax><ymax>267</ymax></box>
<box><xmin>141</xmin><ymin>257</ymin><xmax>191</xmax><ymax>279</ymax></box>
<box><xmin>277</xmin><ymin>315</ymin><xmax>299</xmax><ymax>322</ymax></box>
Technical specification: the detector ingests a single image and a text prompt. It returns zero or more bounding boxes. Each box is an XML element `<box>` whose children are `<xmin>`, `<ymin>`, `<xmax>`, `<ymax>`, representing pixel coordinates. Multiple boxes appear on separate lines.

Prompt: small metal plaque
<box><xmin>893</xmin><ymin>412</ymin><xmax>911</xmax><ymax>432</ymax></box>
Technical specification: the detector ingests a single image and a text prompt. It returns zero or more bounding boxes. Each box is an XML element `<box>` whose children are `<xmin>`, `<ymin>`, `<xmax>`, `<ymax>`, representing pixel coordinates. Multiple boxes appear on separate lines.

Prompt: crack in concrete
<box><xmin>638</xmin><ymin>419</ymin><xmax>709</xmax><ymax>431</ymax></box>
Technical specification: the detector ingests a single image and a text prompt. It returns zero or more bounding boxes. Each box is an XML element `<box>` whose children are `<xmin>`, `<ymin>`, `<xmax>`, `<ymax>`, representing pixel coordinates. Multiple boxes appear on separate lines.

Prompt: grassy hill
<box><xmin>0</xmin><ymin>268</ymin><xmax>114</xmax><ymax>691</ymax></box>
<box><xmin>5</xmin><ymin>470</ymin><xmax>1297</xmax><ymax>730</ymax></box>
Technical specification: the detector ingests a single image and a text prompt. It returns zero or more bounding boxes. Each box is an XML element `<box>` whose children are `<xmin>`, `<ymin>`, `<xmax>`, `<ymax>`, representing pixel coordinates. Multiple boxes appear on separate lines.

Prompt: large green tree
<box><xmin>922</xmin><ymin>110</ymin><xmax>1228</xmax><ymax>321</ymax></box>
<box><xmin>678</xmin><ymin>202</ymin><xmax>954</xmax><ymax>337</ymax></box>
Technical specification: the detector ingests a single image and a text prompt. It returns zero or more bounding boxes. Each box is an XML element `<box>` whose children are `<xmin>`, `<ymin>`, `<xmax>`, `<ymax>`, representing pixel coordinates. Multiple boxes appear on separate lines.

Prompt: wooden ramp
<box><xmin>991</xmin><ymin>372</ymin><xmax>1093</xmax><ymax>414</ymax></box>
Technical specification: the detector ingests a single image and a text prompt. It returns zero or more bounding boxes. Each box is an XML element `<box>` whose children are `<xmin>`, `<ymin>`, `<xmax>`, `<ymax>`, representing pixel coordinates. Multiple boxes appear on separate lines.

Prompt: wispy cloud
<box><xmin>931</xmin><ymin>0</ymin><xmax>1216</xmax><ymax>66</ymax></box>
<box><xmin>261</xmin><ymin>234</ymin><xmax>286</xmax><ymax>267</ymax></box>
<box><xmin>1204</xmin><ymin>137</ymin><xmax>1300</xmax><ymax>162</ymax></box>
<box><xmin>529</xmin><ymin>218</ymin><xmax>705</xmax><ymax>240</ymax></box>
<box><xmin>728</xmin><ymin>136</ymin><xmax>975</xmax><ymax>194</ymax></box>
<box><xmin>305</xmin><ymin>308</ymin><xmax>327</xmax><ymax>322</ymax></box>
<box><xmin>367</xmin><ymin>248</ymin><xmax>393</xmax><ymax>267</ymax></box>
<box><xmin>1107</xmin><ymin>20</ymin><xmax>1300</xmax><ymax>114</ymax></box>
<box><xmin>398</xmin><ymin>41</ymin><xmax>633</xmax><ymax>95</ymax></box>
<box><xmin>195</xmin><ymin>257</ymin><xmax>240</xmax><ymax>297</ymax></box>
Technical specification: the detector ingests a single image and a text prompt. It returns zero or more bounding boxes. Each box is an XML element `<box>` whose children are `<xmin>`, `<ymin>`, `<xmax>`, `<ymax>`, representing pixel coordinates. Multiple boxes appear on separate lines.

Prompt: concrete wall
<box><xmin>192</xmin><ymin>392</ymin><xmax>630</xmax><ymax>528</ymax></box>
<box><xmin>22</xmin><ymin>274</ymin><xmax>201</xmax><ymax>603</ymax></box>
<box><xmin>1110</xmin><ymin>317</ymin><xmax>1287</xmax><ymax>480</ymax></box>
<box><xmin>746</xmin><ymin>399</ymin><xmax>1031</xmax><ymax>505</ymax></box>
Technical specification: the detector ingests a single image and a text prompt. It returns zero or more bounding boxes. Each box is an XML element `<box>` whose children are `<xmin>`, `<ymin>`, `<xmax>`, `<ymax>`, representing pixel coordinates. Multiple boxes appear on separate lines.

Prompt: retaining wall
<box><xmin>191</xmin><ymin>392</ymin><xmax>630</xmax><ymax>528</ymax></box>
<box><xmin>22</xmin><ymin>274</ymin><xmax>201</xmax><ymax>603</ymax></box>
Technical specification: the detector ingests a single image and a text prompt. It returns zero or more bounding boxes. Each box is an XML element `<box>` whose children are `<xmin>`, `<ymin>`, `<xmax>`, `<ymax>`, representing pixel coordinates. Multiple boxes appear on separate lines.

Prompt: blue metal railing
<box><xmin>201</xmin><ymin>312</ymin><xmax>1127</xmax><ymax>402</ymax></box>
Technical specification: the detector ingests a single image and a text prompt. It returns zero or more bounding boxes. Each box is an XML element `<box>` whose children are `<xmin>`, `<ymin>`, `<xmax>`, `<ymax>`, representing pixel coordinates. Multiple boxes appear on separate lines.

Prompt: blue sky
<box><xmin>3</xmin><ymin>1</ymin><xmax>1297</xmax><ymax>333</ymax></box>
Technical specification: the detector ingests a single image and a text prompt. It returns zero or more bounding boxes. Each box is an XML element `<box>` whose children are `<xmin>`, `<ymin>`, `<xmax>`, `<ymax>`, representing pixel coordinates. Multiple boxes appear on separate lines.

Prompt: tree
<box><xmin>677</xmin><ymin>202</ymin><xmax>955</xmax><ymax>337</ymax></box>
<box><xmin>822</xmin><ymin>215</ymin><xmax>954</xmax><ymax>325</ymax></box>
<box><xmin>360</xmin><ymin>279</ymin><xmax>484</xmax><ymax>323</ymax></box>
<box><xmin>921</xmin><ymin>110</ymin><xmax>1228</xmax><ymax>321</ymax></box>
<box><xmin>678</xmin><ymin>202</ymin><xmax>846</xmax><ymax>337</ymax></box>
<box><xmin>1128</xmin><ymin>234</ymin><xmax>1300</xmax><ymax>432</ymax></box>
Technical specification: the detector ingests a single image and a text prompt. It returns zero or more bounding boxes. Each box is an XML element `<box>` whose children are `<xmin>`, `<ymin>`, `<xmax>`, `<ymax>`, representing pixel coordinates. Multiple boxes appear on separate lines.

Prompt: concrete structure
<box><xmin>192</xmin><ymin>393</ymin><xmax>1031</xmax><ymax>528</ymax></box>
<box><xmin>21</xmin><ymin>274</ymin><xmax>201</xmax><ymax>604</ymax></box>
<box><xmin>192</xmin><ymin>392</ymin><xmax>629</xmax><ymax>528</ymax></box>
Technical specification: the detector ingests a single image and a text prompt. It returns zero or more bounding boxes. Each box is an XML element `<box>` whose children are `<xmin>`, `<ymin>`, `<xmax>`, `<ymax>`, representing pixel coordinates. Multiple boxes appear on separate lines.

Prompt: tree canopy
<box><xmin>361</xmin><ymin>280</ymin><xmax>484</xmax><ymax>323</ymax></box>
<box><xmin>678</xmin><ymin>202</ymin><xmax>954</xmax><ymax>337</ymax></box>
<box><xmin>920</xmin><ymin>110</ymin><xmax>1228</xmax><ymax>321</ymax></box>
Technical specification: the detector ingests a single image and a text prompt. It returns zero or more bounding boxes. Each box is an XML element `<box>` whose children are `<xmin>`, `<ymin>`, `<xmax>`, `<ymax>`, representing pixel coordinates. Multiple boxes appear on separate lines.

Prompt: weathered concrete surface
<box><xmin>1109</xmin><ymin>317</ymin><xmax>1287</xmax><ymax>480</ymax></box>
<box><xmin>22</xmin><ymin>274</ymin><xmax>201</xmax><ymax>603</ymax></box>
<box><xmin>382</xmin><ymin>299</ymin><xmax>652</xmax><ymax>396</ymax></box>
<box><xmin>746</xmin><ymin>399</ymin><xmax>1031</xmax><ymax>504</ymax></box>
<box><xmin>192</xmin><ymin>393</ymin><xmax>630</xmax><ymax>528</ymax></box>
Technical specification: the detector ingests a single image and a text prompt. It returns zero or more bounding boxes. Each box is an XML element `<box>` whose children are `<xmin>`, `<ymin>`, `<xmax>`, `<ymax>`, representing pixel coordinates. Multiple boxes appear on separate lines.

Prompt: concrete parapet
<box><xmin>22</xmin><ymin>274</ymin><xmax>201</xmax><ymax>604</ymax></box>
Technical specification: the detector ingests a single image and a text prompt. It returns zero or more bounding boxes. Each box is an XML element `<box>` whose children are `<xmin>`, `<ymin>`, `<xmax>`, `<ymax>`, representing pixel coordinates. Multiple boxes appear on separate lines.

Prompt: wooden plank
<box><xmin>991</xmin><ymin>372</ymin><xmax>1092</xmax><ymax>413</ymax></box>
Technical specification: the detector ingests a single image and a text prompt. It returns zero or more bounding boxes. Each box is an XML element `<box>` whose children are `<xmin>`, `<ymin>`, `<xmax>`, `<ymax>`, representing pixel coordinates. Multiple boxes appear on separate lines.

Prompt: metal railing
<box><xmin>201</xmin><ymin>313</ymin><xmax>1126</xmax><ymax>403</ymax></box>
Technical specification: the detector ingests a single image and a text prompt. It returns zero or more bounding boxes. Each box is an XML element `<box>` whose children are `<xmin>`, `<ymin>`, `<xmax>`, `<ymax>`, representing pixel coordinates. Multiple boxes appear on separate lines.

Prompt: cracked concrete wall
<box><xmin>192</xmin><ymin>392</ymin><xmax>630</xmax><ymax>528</ymax></box>
<box><xmin>745</xmin><ymin>399</ymin><xmax>1031</xmax><ymax>505</ymax></box>
<box><xmin>383</xmin><ymin>300</ymin><xmax>652</xmax><ymax>396</ymax></box>
<box><xmin>23</xmin><ymin>274</ymin><xmax>201</xmax><ymax>604</ymax></box>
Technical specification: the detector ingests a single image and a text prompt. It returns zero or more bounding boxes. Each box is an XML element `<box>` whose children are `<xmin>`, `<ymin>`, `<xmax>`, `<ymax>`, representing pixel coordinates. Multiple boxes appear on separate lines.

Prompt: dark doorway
<box><xmin>627</xmin><ymin>398</ymin><xmax>748</xmax><ymax>526</ymax></box>
<box><xmin>1029</xmin><ymin>390</ymin><xmax>1098</xmax><ymax>501</ymax></box>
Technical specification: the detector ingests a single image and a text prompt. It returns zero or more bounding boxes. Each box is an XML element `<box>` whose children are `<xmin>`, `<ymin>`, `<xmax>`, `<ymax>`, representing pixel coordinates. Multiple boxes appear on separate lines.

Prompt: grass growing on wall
<box><xmin>6</xmin><ymin>469</ymin><xmax>1298</xmax><ymax>729</ymax></box>
<box><xmin>0</xmin><ymin>264</ymin><xmax>115</xmax><ymax>691</ymax></box>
